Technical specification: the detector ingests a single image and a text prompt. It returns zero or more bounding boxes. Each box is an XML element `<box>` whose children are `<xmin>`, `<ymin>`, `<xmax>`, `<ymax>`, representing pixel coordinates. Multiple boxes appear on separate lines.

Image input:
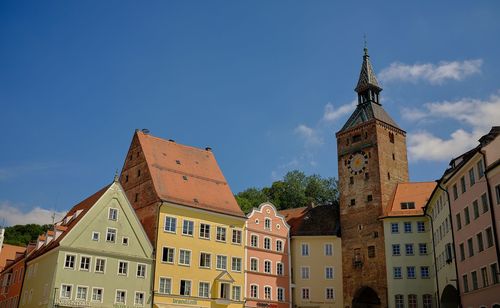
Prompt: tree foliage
<box><xmin>235</xmin><ymin>170</ymin><xmax>339</xmax><ymax>213</ymax></box>
<box><xmin>3</xmin><ymin>224</ymin><xmax>52</xmax><ymax>247</ymax></box>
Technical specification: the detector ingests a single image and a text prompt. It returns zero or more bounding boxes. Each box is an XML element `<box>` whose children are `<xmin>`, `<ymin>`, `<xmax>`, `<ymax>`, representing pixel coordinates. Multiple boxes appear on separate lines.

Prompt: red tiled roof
<box><xmin>0</xmin><ymin>244</ymin><xmax>26</xmax><ymax>271</ymax></box>
<box><xmin>280</xmin><ymin>205</ymin><xmax>339</xmax><ymax>236</ymax></box>
<box><xmin>383</xmin><ymin>182</ymin><xmax>436</xmax><ymax>217</ymax></box>
<box><xmin>27</xmin><ymin>185</ymin><xmax>110</xmax><ymax>261</ymax></box>
<box><xmin>136</xmin><ymin>132</ymin><xmax>244</xmax><ymax>217</ymax></box>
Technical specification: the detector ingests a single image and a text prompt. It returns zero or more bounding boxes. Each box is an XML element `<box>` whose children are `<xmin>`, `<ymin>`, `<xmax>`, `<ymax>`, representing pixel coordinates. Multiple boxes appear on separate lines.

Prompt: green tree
<box><xmin>3</xmin><ymin>224</ymin><xmax>52</xmax><ymax>247</ymax></box>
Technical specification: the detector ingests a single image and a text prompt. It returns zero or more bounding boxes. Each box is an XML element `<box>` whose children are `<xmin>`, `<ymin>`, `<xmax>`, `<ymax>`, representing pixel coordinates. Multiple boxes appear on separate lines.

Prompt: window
<box><xmin>404</xmin><ymin>222</ymin><xmax>412</xmax><ymax>233</ymax></box>
<box><xmin>464</xmin><ymin>207</ymin><xmax>470</xmax><ymax>225</ymax></box>
<box><xmin>453</xmin><ymin>184</ymin><xmax>458</xmax><ymax>200</ymax></box>
<box><xmin>232</xmin><ymin>229</ymin><xmax>242</xmax><ymax>244</ymax></box>
<box><xmin>367</xmin><ymin>195</ymin><xmax>373</xmax><ymax>202</ymax></box>
<box><xmin>232</xmin><ymin>286</ymin><xmax>241</xmax><ymax>301</ymax></box>
<box><xmin>301</xmin><ymin>243</ymin><xmax>309</xmax><ymax>256</ymax></box>
<box><xmin>250</xmin><ymin>258</ymin><xmax>258</xmax><ymax>271</ymax></box>
<box><xmin>216</xmin><ymin>226</ymin><xmax>226</xmax><ymax>242</ymax></box>
<box><xmin>250</xmin><ymin>285</ymin><xmax>258</xmax><ymax>298</ymax></box>
<box><xmin>264</xmin><ymin>260</ymin><xmax>272</xmax><ymax>274</ymax></box>
<box><xmin>481</xmin><ymin>193</ymin><xmax>489</xmax><ymax>213</ymax></box>
<box><xmin>92</xmin><ymin>231</ymin><xmax>100</xmax><ymax>241</ymax></box>
<box><xmin>276</xmin><ymin>240</ymin><xmax>284</xmax><ymax>252</ymax></box>
<box><xmin>456</xmin><ymin>213</ymin><xmax>462</xmax><ymax>230</ymax></box>
<box><xmin>64</xmin><ymin>255</ymin><xmax>76</xmax><ymax>269</ymax></box>
<box><xmin>135</xmin><ymin>292</ymin><xmax>145</xmax><ymax>306</ymax></box>
<box><xmin>182</xmin><ymin>220</ymin><xmax>194</xmax><ymax>236</ymax></box>
<box><xmin>471</xmin><ymin>271</ymin><xmax>478</xmax><ymax>290</ymax></box>
<box><xmin>265</xmin><ymin>218</ymin><xmax>272</xmax><ymax>230</ymax></box>
<box><xmin>159</xmin><ymin>277</ymin><xmax>171</xmax><ymax>294</ymax></box>
<box><xmin>200</xmin><ymin>252</ymin><xmax>211</xmax><ymax>268</ymax></box>
<box><xmin>422</xmin><ymin>294</ymin><xmax>432</xmax><ymax>308</ymax></box>
<box><xmin>199</xmin><ymin>223</ymin><xmax>210</xmax><ymax>239</ymax></box>
<box><xmin>108</xmin><ymin>208</ymin><xmax>118</xmax><ymax>221</ymax></box>
<box><xmin>277</xmin><ymin>262</ymin><xmax>284</xmax><ymax>276</ymax></box>
<box><xmin>419</xmin><ymin>243</ymin><xmax>428</xmax><ymax>255</ymax></box>
<box><xmin>350</xmin><ymin>199</ymin><xmax>356</xmax><ymax>206</ymax></box>
<box><xmin>477</xmin><ymin>159</ymin><xmax>484</xmax><ymax>178</ymax></box>
<box><xmin>421</xmin><ymin>266</ymin><xmax>430</xmax><ymax>278</ymax></box>
<box><xmin>61</xmin><ymin>285</ymin><xmax>72</xmax><ymax>299</ymax></box>
<box><xmin>481</xmin><ymin>267</ymin><xmax>489</xmax><ymax>287</ymax></box>
<box><xmin>91</xmin><ymin>288</ymin><xmax>103</xmax><ymax>302</ymax></box>
<box><xmin>122</xmin><ymin>237</ymin><xmax>129</xmax><ymax>246</ymax></box>
<box><xmin>180</xmin><ymin>280</ymin><xmax>191</xmax><ymax>296</ymax></box>
<box><xmin>367</xmin><ymin>245</ymin><xmax>375</xmax><ymax>258</ymax></box>
<box><xmin>408</xmin><ymin>294</ymin><xmax>417</xmax><ymax>308</ymax></box>
<box><xmin>277</xmin><ymin>288</ymin><xmax>284</xmax><ymax>302</ymax></box>
<box><xmin>391</xmin><ymin>223</ymin><xmax>399</xmax><ymax>233</ymax></box>
<box><xmin>491</xmin><ymin>263</ymin><xmax>499</xmax><ymax>284</ymax></box>
<box><xmin>301</xmin><ymin>266</ymin><xmax>310</xmax><ymax>279</ymax></box>
<box><xmin>199</xmin><ymin>282</ymin><xmax>210</xmax><ymax>298</ymax></box>
<box><xmin>216</xmin><ymin>255</ymin><xmax>227</xmax><ymax>270</ymax></box>
<box><xmin>95</xmin><ymin>258</ymin><xmax>105</xmax><ymax>273</ymax></box>
<box><xmin>179</xmin><ymin>250</ymin><xmax>191</xmax><ymax>266</ymax></box>
<box><xmin>486</xmin><ymin>227</ymin><xmax>494</xmax><ymax>248</ymax></box>
<box><xmin>106</xmin><ymin>228</ymin><xmax>117</xmax><ymax>242</ymax></box>
<box><xmin>468</xmin><ymin>238</ymin><xmax>474</xmax><ymax>257</ymax></box>
<box><xmin>417</xmin><ymin>221</ymin><xmax>425</xmax><ymax>232</ymax></box>
<box><xmin>395</xmin><ymin>294</ymin><xmax>404</xmax><ymax>308</ymax></box>
<box><xmin>459</xmin><ymin>243</ymin><xmax>465</xmax><ymax>261</ymax></box>
<box><xmin>462</xmin><ymin>274</ymin><xmax>469</xmax><ymax>292</ymax></box>
<box><xmin>401</xmin><ymin>202</ymin><xmax>416</xmax><ymax>209</ymax></box>
<box><xmin>477</xmin><ymin>233</ymin><xmax>484</xmax><ymax>252</ymax></box>
<box><xmin>80</xmin><ymin>256</ymin><xmax>91</xmax><ymax>271</ymax></box>
<box><xmin>393</xmin><ymin>267</ymin><xmax>402</xmax><ymax>279</ymax></box>
<box><xmin>389</xmin><ymin>132</ymin><xmax>395</xmax><ymax>143</ymax></box>
<box><xmin>264</xmin><ymin>237</ymin><xmax>271</xmax><ymax>250</ymax></box>
<box><xmin>115</xmin><ymin>290</ymin><xmax>126</xmax><ymax>304</ymax></box>
<box><xmin>301</xmin><ymin>288</ymin><xmax>310</xmax><ymax>300</ymax></box>
<box><xmin>250</xmin><ymin>235</ymin><xmax>258</xmax><ymax>247</ymax></box>
<box><xmin>324</xmin><ymin>243</ymin><xmax>333</xmax><ymax>256</ymax></box>
<box><xmin>407</xmin><ymin>266</ymin><xmax>416</xmax><ymax>279</ymax></box>
<box><xmin>164</xmin><ymin>216</ymin><xmax>177</xmax><ymax>233</ymax></box>
<box><xmin>392</xmin><ymin>244</ymin><xmax>401</xmax><ymax>256</ymax></box>
<box><xmin>118</xmin><ymin>261</ymin><xmax>128</xmax><ymax>275</ymax></box>
<box><xmin>460</xmin><ymin>176</ymin><xmax>466</xmax><ymax>193</ymax></box>
<box><xmin>162</xmin><ymin>247</ymin><xmax>174</xmax><ymax>263</ymax></box>
<box><xmin>350</xmin><ymin>177</ymin><xmax>354</xmax><ymax>184</ymax></box>
<box><xmin>232</xmin><ymin>257</ymin><xmax>242</xmax><ymax>272</ymax></box>
<box><xmin>326</xmin><ymin>288</ymin><xmax>335</xmax><ymax>300</ymax></box>
<box><xmin>220</xmin><ymin>283</ymin><xmax>230</xmax><ymax>299</ymax></box>
<box><xmin>473</xmin><ymin>200</ymin><xmax>480</xmax><ymax>219</ymax></box>
<box><xmin>469</xmin><ymin>168</ymin><xmax>475</xmax><ymax>186</ymax></box>
<box><xmin>264</xmin><ymin>286</ymin><xmax>271</xmax><ymax>300</ymax></box>
<box><xmin>137</xmin><ymin>264</ymin><xmax>146</xmax><ymax>278</ymax></box>
<box><xmin>352</xmin><ymin>134</ymin><xmax>362</xmax><ymax>143</ymax></box>
<box><xmin>405</xmin><ymin>244</ymin><xmax>414</xmax><ymax>255</ymax></box>
<box><xmin>76</xmin><ymin>286</ymin><xmax>88</xmax><ymax>300</ymax></box>
<box><xmin>325</xmin><ymin>267</ymin><xmax>334</xmax><ymax>279</ymax></box>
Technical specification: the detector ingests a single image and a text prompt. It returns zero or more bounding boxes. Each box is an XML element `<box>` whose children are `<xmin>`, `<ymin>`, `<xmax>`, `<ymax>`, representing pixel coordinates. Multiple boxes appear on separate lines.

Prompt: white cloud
<box><xmin>294</xmin><ymin>124</ymin><xmax>323</xmax><ymax>146</ymax></box>
<box><xmin>380</xmin><ymin>59</ymin><xmax>482</xmax><ymax>85</ymax></box>
<box><xmin>0</xmin><ymin>162</ymin><xmax>65</xmax><ymax>181</ymax></box>
<box><xmin>322</xmin><ymin>100</ymin><xmax>356</xmax><ymax>122</ymax></box>
<box><xmin>0</xmin><ymin>201</ymin><xmax>67</xmax><ymax>226</ymax></box>
<box><xmin>406</xmin><ymin>93</ymin><xmax>500</xmax><ymax>161</ymax></box>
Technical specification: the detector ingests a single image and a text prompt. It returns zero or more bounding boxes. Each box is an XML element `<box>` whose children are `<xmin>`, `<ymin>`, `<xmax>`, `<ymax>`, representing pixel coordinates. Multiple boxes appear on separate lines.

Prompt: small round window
<box><xmin>276</xmin><ymin>224</ymin><xmax>281</xmax><ymax>229</ymax></box>
<box><xmin>255</xmin><ymin>219</ymin><xmax>259</xmax><ymax>224</ymax></box>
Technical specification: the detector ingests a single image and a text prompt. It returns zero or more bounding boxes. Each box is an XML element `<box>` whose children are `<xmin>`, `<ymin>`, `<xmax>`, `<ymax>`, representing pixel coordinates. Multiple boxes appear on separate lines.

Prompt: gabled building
<box><xmin>19</xmin><ymin>179</ymin><xmax>153</xmax><ymax>308</ymax></box>
<box><xmin>380</xmin><ymin>182</ymin><xmax>436</xmax><ymax>307</ymax></box>
<box><xmin>119</xmin><ymin>130</ymin><xmax>246</xmax><ymax>308</ymax></box>
<box><xmin>280</xmin><ymin>205</ymin><xmax>342</xmax><ymax>308</ymax></box>
<box><xmin>0</xmin><ymin>244</ymin><xmax>33</xmax><ymax>308</ymax></box>
<box><xmin>245</xmin><ymin>202</ymin><xmax>291</xmax><ymax>308</ymax></box>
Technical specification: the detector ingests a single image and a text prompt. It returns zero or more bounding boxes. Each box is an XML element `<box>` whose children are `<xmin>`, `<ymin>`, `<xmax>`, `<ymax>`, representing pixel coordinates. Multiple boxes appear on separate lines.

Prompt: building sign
<box><xmin>256</xmin><ymin>302</ymin><xmax>278</xmax><ymax>308</ymax></box>
<box><xmin>55</xmin><ymin>299</ymin><xmax>90</xmax><ymax>307</ymax></box>
<box><xmin>173</xmin><ymin>299</ymin><xmax>198</xmax><ymax>305</ymax></box>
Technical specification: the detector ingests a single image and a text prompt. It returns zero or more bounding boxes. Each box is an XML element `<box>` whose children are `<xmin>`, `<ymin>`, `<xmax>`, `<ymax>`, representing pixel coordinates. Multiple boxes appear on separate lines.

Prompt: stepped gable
<box><xmin>280</xmin><ymin>204</ymin><xmax>339</xmax><ymax>237</ymax></box>
<box><xmin>136</xmin><ymin>131</ymin><xmax>245</xmax><ymax>217</ymax></box>
<box><xmin>382</xmin><ymin>182</ymin><xmax>436</xmax><ymax>217</ymax></box>
<box><xmin>26</xmin><ymin>185</ymin><xmax>109</xmax><ymax>261</ymax></box>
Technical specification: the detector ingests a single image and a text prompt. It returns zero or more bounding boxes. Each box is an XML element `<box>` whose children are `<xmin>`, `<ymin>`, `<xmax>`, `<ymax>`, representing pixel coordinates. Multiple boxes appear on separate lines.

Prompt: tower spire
<box><xmin>355</xmin><ymin>45</ymin><xmax>382</xmax><ymax>105</ymax></box>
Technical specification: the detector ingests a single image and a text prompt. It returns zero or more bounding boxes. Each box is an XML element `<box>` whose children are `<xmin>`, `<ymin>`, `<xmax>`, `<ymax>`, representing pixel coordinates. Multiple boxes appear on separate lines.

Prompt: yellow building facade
<box><xmin>154</xmin><ymin>203</ymin><xmax>246</xmax><ymax>308</ymax></box>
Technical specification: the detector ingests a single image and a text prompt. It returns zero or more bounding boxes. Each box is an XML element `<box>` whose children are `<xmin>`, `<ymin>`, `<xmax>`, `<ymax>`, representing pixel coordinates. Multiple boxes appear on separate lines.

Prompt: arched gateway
<box><xmin>352</xmin><ymin>287</ymin><xmax>381</xmax><ymax>308</ymax></box>
<box><xmin>440</xmin><ymin>284</ymin><xmax>459</xmax><ymax>308</ymax></box>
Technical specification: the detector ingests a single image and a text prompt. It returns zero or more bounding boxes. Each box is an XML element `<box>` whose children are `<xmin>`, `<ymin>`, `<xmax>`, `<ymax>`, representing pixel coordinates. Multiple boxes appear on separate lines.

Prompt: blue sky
<box><xmin>1</xmin><ymin>1</ymin><xmax>499</xmax><ymax>225</ymax></box>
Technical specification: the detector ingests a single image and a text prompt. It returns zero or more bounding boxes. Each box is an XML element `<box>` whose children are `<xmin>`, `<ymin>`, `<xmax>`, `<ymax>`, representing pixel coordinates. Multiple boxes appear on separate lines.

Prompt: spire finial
<box><xmin>114</xmin><ymin>169</ymin><xmax>119</xmax><ymax>182</ymax></box>
<box><xmin>363</xmin><ymin>34</ymin><xmax>368</xmax><ymax>56</ymax></box>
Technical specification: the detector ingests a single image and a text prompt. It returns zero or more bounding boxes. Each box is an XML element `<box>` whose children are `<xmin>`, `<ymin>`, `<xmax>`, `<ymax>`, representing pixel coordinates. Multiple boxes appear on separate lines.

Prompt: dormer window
<box><xmin>401</xmin><ymin>202</ymin><xmax>415</xmax><ymax>210</ymax></box>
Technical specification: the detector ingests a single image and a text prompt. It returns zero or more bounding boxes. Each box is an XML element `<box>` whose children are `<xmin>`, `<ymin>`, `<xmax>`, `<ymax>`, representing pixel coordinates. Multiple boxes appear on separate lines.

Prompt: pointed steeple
<box><xmin>355</xmin><ymin>47</ymin><xmax>382</xmax><ymax>94</ymax></box>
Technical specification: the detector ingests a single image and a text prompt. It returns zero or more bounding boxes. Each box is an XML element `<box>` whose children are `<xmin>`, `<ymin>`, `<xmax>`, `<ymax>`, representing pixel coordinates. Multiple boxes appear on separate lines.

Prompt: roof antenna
<box><xmin>363</xmin><ymin>34</ymin><xmax>368</xmax><ymax>56</ymax></box>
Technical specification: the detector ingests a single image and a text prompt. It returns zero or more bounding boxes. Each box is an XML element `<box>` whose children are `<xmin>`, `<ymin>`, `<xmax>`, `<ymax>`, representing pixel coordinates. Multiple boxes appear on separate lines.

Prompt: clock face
<box><xmin>348</xmin><ymin>151</ymin><xmax>368</xmax><ymax>175</ymax></box>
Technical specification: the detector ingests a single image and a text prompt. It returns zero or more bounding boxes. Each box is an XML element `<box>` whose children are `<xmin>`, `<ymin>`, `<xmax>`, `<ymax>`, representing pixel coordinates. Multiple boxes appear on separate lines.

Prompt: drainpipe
<box><xmin>423</xmin><ymin>209</ymin><xmax>440</xmax><ymax>308</ymax></box>
<box><xmin>437</xmin><ymin>182</ymin><xmax>462</xmax><ymax>308</ymax></box>
<box><xmin>479</xmin><ymin>150</ymin><xmax>500</xmax><ymax>276</ymax></box>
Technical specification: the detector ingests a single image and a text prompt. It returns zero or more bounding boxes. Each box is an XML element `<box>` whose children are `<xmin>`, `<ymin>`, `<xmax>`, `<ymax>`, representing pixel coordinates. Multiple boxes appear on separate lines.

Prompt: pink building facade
<box><xmin>446</xmin><ymin>127</ymin><xmax>500</xmax><ymax>308</ymax></box>
<box><xmin>245</xmin><ymin>202</ymin><xmax>291</xmax><ymax>308</ymax></box>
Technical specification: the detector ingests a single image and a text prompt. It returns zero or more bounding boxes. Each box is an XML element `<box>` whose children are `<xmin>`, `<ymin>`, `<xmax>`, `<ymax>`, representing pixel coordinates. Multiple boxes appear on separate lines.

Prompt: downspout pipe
<box><xmin>424</xmin><ymin>209</ymin><xmax>440</xmax><ymax>308</ymax></box>
<box><xmin>479</xmin><ymin>150</ymin><xmax>500</xmax><ymax>276</ymax></box>
<box><xmin>437</xmin><ymin>182</ymin><xmax>462</xmax><ymax>308</ymax></box>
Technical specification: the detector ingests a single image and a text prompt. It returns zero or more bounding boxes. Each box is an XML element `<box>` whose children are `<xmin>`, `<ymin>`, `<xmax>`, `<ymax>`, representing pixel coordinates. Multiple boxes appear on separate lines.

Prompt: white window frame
<box><xmin>117</xmin><ymin>260</ymin><xmax>129</xmax><ymax>276</ymax></box>
<box><xmin>198</xmin><ymin>281</ymin><xmax>210</xmax><ymax>298</ymax></box>
<box><xmin>232</xmin><ymin>229</ymin><xmax>242</xmax><ymax>245</ymax></box>
<box><xmin>95</xmin><ymin>257</ymin><xmax>106</xmax><ymax>273</ymax></box>
<box><xmin>79</xmin><ymin>255</ymin><xmax>92</xmax><ymax>272</ymax></box>
<box><xmin>179</xmin><ymin>279</ymin><xmax>192</xmax><ymax>296</ymax></box>
<box><xmin>164</xmin><ymin>216</ymin><xmax>177</xmax><ymax>233</ymax></box>
<box><xmin>325</xmin><ymin>266</ymin><xmax>334</xmax><ymax>279</ymax></box>
<box><xmin>325</xmin><ymin>288</ymin><xmax>335</xmax><ymax>300</ymax></box>
<box><xmin>216</xmin><ymin>226</ymin><xmax>227</xmax><ymax>242</ymax></box>
<box><xmin>301</xmin><ymin>243</ymin><xmax>310</xmax><ymax>256</ymax></box>
<box><xmin>264</xmin><ymin>285</ymin><xmax>272</xmax><ymax>300</ymax></box>
<box><xmin>232</xmin><ymin>285</ymin><xmax>241</xmax><ymax>301</ymax></box>
<box><xmin>301</xmin><ymin>266</ymin><xmax>310</xmax><ymax>279</ymax></box>
<box><xmin>158</xmin><ymin>277</ymin><xmax>172</xmax><ymax>294</ymax></box>
<box><xmin>264</xmin><ymin>218</ymin><xmax>272</xmax><ymax>230</ymax></box>
<box><xmin>231</xmin><ymin>257</ymin><xmax>242</xmax><ymax>272</ymax></box>
<box><xmin>276</xmin><ymin>239</ymin><xmax>284</xmax><ymax>252</ymax></box>
<box><xmin>324</xmin><ymin>243</ymin><xmax>333</xmax><ymax>256</ymax></box>
<box><xmin>106</xmin><ymin>227</ymin><xmax>117</xmax><ymax>243</ymax></box>
<box><xmin>182</xmin><ymin>219</ymin><xmax>194</xmax><ymax>236</ymax></box>
<box><xmin>264</xmin><ymin>237</ymin><xmax>272</xmax><ymax>250</ymax></box>
<box><xmin>76</xmin><ymin>285</ymin><xmax>89</xmax><ymax>301</ymax></box>
<box><xmin>178</xmin><ymin>249</ymin><xmax>192</xmax><ymax>266</ymax></box>
<box><xmin>277</xmin><ymin>287</ymin><xmax>285</xmax><ymax>302</ymax></box>
<box><xmin>250</xmin><ymin>257</ymin><xmax>259</xmax><ymax>272</ymax></box>
<box><xmin>108</xmin><ymin>208</ymin><xmax>118</xmax><ymax>221</ymax></box>
<box><xmin>199</xmin><ymin>252</ymin><xmax>211</xmax><ymax>268</ymax></box>
<box><xmin>250</xmin><ymin>234</ymin><xmax>259</xmax><ymax>248</ymax></box>
<box><xmin>301</xmin><ymin>288</ymin><xmax>310</xmax><ymax>300</ymax></box>
<box><xmin>276</xmin><ymin>262</ymin><xmax>284</xmax><ymax>276</ymax></box>
<box><xmin>250</xmin><ymin>284</ymin><xmax>259</xmax><ymax>299</ymax></box>
<box><xmin>91</xmin><ymin>287</ymin><xmax>104</xmax><ymax>303</ymax></box>
<box><xmin>199</xmin><ymin>223</ymin><xmax>210</xmax><ymax>239</ymax></box>
<box><xmin>136</xmin><ymin>263</ymin><xmax>147</xmax><ymax>278</ymax></box>
<box><xmin>114</xmin><ymin>289</ymin><xmax>127</xmax><ymax>305</ymax></box>
<box><xmin>60</xmin><ymin>284</ymin><xmax>73</xmax><ymax>299</ymax></box>
<box><xmin>264</xmin><ymin>260</ymin><xmax>272</xmax><ymax>274</ymax></box>
<box><xmin>134</xmin><ymin>291</ymin><xmax>145</xmax><ymax>306</ymax></box>
<box><xmin>64</xmin><ymin>253</ymin><xmax>77</xmax><ymax>270</ymax></box>
<box><xmin>161</xmin><ymin>246</ymin><xmax>175</xmax><ymax>264</ymax></box>
<box><xmin>122</xmin><ymin>237</ymin><xmax>129</xmax><ymax>246</ymax></box>
<box><xmin>91</xmin><ymin>231</ymin><xmax>100</xmax><ymax>241</ymax></box>
<box><xmin>216</xmin><ymin>255</ymin><xmax>227</xmax><ymax>270</ymax></box>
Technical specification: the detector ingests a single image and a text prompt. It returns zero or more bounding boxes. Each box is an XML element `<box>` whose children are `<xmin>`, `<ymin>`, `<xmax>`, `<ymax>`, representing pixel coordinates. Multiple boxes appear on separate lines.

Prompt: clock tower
<box><xmin>336</xmin><ymin>48</ymin><xmax>409</xmax><ymax>308</ymax></box>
